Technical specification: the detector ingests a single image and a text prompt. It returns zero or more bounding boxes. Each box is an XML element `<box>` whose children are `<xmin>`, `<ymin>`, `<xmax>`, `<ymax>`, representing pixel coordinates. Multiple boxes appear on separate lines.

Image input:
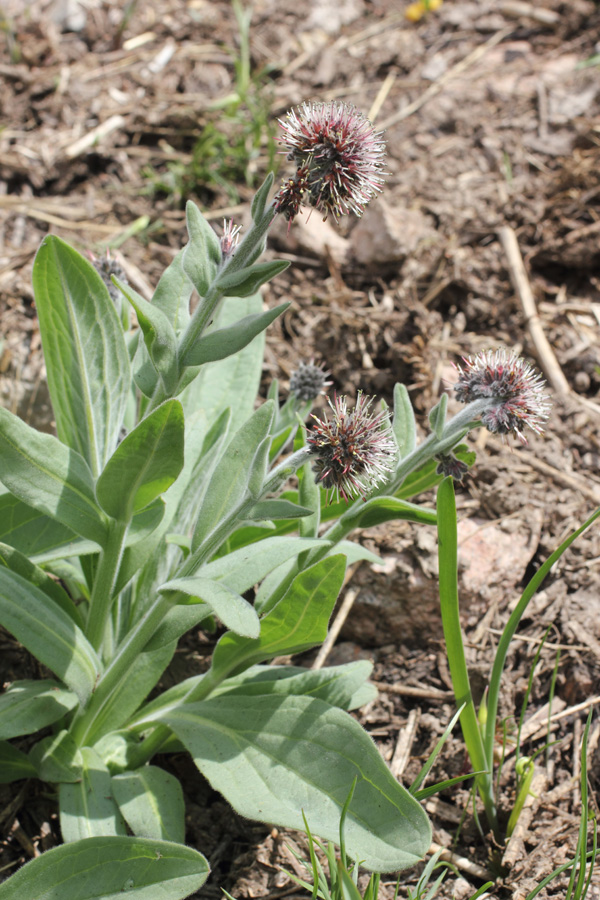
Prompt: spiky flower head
<box><xmin>220</xmin><ymin>218</ymin><xmax>242</xmax><ymax>260</ymax></box>
<box><xmin>91</xmin><ymin>250</ymin><xmax>128</xmax><ymax>304</ymax></box>
<box><xmin>273</xmin><ymin>101</ymin><xmax>386</xmax><ymax>224</ymax></box>
<box><xmin>453</xmin><ymin>349</ymin><xmax>551</xmax><ymax>443</ymax></box>
<box><xmin>307</xmin><ymin>392</ymin><xmax>397</xmax><ymax>503</ymax></box>
<box><xmin>289</xmin><ymin>360</ymin><xmax>332</xmax><ymax>402</ymax></box>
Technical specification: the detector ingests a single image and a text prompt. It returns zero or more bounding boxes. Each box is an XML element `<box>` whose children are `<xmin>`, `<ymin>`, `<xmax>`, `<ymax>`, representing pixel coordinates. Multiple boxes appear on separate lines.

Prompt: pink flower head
<box><xmin>453</xmin><ymin>349</ymin><xmax>551</xmax><ymax>443</ymax></box>
<box><xmin>273</xmin><ymin>101</ymin><xmax>386</xmax><ymax>224</ymax></box>
<box><xmin>307</xmin><ymin>392</ymin><xmax>396</xmax><ymax>503</ymax></box>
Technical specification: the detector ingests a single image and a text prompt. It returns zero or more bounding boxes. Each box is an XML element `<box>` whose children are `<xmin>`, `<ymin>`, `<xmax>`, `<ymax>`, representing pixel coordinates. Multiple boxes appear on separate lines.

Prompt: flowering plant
<box><xmin>0</xmin><ymin>100</ymin><xmax>577</xmax><ymax>898</ymax></box>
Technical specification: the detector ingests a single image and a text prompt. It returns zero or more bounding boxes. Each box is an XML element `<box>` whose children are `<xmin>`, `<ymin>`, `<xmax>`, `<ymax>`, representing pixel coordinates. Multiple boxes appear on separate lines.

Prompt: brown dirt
<box><xmin>1</xmin><ymin>0</ymin><xmax>600</xmax><ymax>897</ymax></box>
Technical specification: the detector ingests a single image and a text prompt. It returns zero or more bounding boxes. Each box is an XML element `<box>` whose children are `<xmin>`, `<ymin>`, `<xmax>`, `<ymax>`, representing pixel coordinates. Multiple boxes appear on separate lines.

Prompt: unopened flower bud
<box><xmin>289</xmin><ymin>360</ymin><xmax>332</xmax><ymax>402</ymax></box>
<box><xmin>453</xmin><ymin>349</ymin><xmax>551</xmax><ymax>444</ymax></box>
<box><xmin>91</xmin><ymin>251</ymin><xmax>128</xmax><ymax>304</ymax></box>
<box><xmin>273</xmin><ymin>101</ymin><xmax>386</xmax><ymax>224</ymax></box>
<box><xmin>435</xmin><ymin>453</ymin><xmax>469</xmax><ymax>482</ymax></box>
<box><xmin>307</xmin><ymin>392</ymin><xmax>396</xmax><ymax>503</ymax></box>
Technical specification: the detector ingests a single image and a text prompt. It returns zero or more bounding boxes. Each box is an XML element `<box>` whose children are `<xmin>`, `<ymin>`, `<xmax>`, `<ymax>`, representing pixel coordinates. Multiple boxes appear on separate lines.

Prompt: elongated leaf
<box><xmin>60</xmin><ymin>748</ymin><xmax>127</xmax><ymax>842</ymax></box>
<box><xmin>150</xmin><ymin>247</ymin><xmax>192</xmax><ymax>334</ymax></box>
<box><xmin>112</xmin><ymin>766</ymin><xmax>185</xmax><ymax>843</ymax></box>
<box><xmin>0</xmin><ymin>836</ymin><xmax>209</xmax><ymax>900</ymax></box>
<box><xmin>340</xmin><ymin>495</ymin><xmax>437</xmax><ymax>531</ymax></box>
<box><xmin>200</xmin><ymin>536</ymin><xmax>326</xmax><ymax>594</ymax></box>
<box><xmin>128</xmin><ymin>661</ymin><xmax>374</xmax><ymax>734</ymax></box>
<box><xmin>183</xmin><ymin>302</ymin><xmax>290</xmax><ymax>366</ymax></box>
<box><xmin>0</xmin><ymin>409</ymin><xmax>107</xmax><ymax>544</ymax></box>
<box><xmin>0</xmin><ymin>740</ymin><xmax>37</xmax><ymax>783</ymax></box>
<box><xmin>97</xmin><ymin>400</ymin><xmax>184</xmax><ymax>520</ymax></box>
<box><xmin>191</xmin><ymin>401</ymin><xmax>275</xmax><ymax>553</ymax></box>
<box><xmin>182</xmin><ymin>201</ymin><xmax>222</xmax><ymax>296</ymax></box>
<box><xmin>162</xmin><ymin>694</ymin><xmax>431</xmax><ymax>872</ymax></box>
<box><xmin>179</xmin><ymin>293</ymin><xmax>265</xmax><ymax>426</ymax></box>
<box><xmin>160</xmin><ymin>576</ymin><xmax>259</xmax><ymax>638</ymax></box>
<box><xmin>217</xmin><ymin>661</ymin><xmax>375</xmax><ymax>710</ymax></box>
<box><xmin>32</xmin><ymin>235</ymin><xmax>130</xmax><ymax>476</ymax></box>
<box><xmin>0</xmin><ymin>490</ymin><xmax>95</xmax><ymax>562</ymax></box>
<box><xmin>0</xmin><ymin>568</ymin><xmax>101</xmax><ymax>705</ymax></box>
<box><xmin>116</xmin><ymin>279</ymin><xmax>179</xmax><ymax>393</ymax></box>
<box><xmin>29</xmin><ymin>730</ymin><xmax>82</xmax><ymax>783</ymax></box>
<box><xmin>392</xmin><ymin>383</ymin><xmax>417</xmax><ymax>459</ymax></box>
<box><xmin>251</xmin><ymin>172</ymin><xmax>274</xmax><ymax>222</ymax></box>
<box><xmin>211</xmin><ymin>555</ymin><xmax>345</xmax><ymax>680</ymax></box>
<box><xmin>0</xmin><ymin>542</ymin><xmax>83</xmax><ymax>626</ymax></box>
<box><xmin>0</xmin><ymin>680</ymin><xmax>78</xmax><ymax>740</ymax></box>
<box><xmin>217</xmin><ymin>260</ymin><xmax>289</xmax><ymax>297</ymax></box>
<box><xmin>247</xmin><ymin>499</ymin><xmax>313</xmax><ymax>521</ymax></box>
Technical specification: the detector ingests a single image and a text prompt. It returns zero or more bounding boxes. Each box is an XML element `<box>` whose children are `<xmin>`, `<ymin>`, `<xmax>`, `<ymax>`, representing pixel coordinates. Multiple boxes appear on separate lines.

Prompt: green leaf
<box><xmin>112</xmin><ymin>766</ymin><xmax>185</xmax><ymax>843</ymax></box>
<box><xmin>247</xmin><ymin>499</ymin><xmax>313</xmax><ymax>521</ymax></box>
<box><xmin>183</xmin><ymin>302</ymin><xmax>290</xmax><ymax>366</ymax></box>
<box><xmin>60</xmin><ymin>748</ymin><xmax>127</xmax><ymax>841</ymax></box>
<box><xmin>160</xmin><ymin>576</ymin><xmax>259</xmax><ymax>638</ymax></box>
<box><xmin>392</xmin><ymin>383</ymin><xmax>417</xmax><ymax>459</ymax></box>
<box><xmin>0</xmin><ymin>490</ymin><xmax>97</xmax><ymax>563</ymax></box>
<box><xmin>182</xmin><ymin>201</ymin><xmax>222</xmax><ymax>296</ymax></box>
<box><xmin>428</xmin><ymin>392</ymin><xmax>448</xmax><ymax>439</ymax></box>
<box><xmin>0</xmin><ymin>568</ymin><xmax>102</xmax><ymax>705</ymax></box>
<box><xmin>200</xmin><ymin>535</ymin><xmax>326</xmax><ymax>594</ymax></box>
<box><xmin>180</xmin><ymin>293</ymin><xmax>265</xmax><ymax>426</ymax></box>
<box><xmin>340</xmin><ymin>495</ymin><xmax>437</xmax><ymax>531</ymax></box>
<box><xmin>191</xmin><ymin>401</ymin><xmax>275</xmax><ymax>553</ymax></box>
<box><xmin>217</xmin><ymin>661</ymin><xmax>375</xmax><ymax>711</ymax></box>
<box><xmin>31</xmin><ymin>236</ymin><xmax>130</xmax><ymax>477</ymax></box>
<box><xmin>211</xmin><ymin>555</ymin><xmax>345</xmax><ymax>680</ymax></box>
<box><xmin>0</xmin><ymin>740</ymin><xmax>37</xmax><ymax>783</ymax></box>
<box><xmin>97</xmin><ymin>400</ymin><xmax>184</xmax><ymax>520</ymax></box>
<box><xmin>0</xmin><ymin>680</ymin><xmax>78</xmax><ymax>740</ymax></box>
<box><xmin>150</xmin><ymin>248</ymin><xmax>192</xmax><ymax>335</ymax></box>
<box><xmin>162</xmin><ymin>694</ymin><xmax>431</xmax><ymax>872</ymax></box>
<box><xmin>0</xmin><ymin>836</ymin><xmax>210</xmax><ymax>900</ymax></box>
<box><xmin>251</xmin><ymin>172</ymin><xmax>274</xmax><ymax>222</ymax></box>
<box><xmin>217</xmin><ymin>260</ymin><xmax>290</xmax><ymax>298</ymax></box>
<box><xmin>0</xmin><ymin>409</ymin><xmax>108</xmax><ymax>544</ymax></box>
<box><xmin>0</xmin><ymin>542</ymin><xmax>83</xmax><ymax>627</ymax></box>
<box><xmin>29</xmin><ymin>730</ymin><xmax>82</xmax><ymax>783</ymax></box>
<box><xmin>116</xmin><ymin>279</ymin><xmax>179</xmax><ymax>394</ymax></box>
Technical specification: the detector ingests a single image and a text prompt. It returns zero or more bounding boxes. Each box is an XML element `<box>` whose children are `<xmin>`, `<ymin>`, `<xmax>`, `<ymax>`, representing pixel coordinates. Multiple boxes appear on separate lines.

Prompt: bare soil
<box><xmin>1</xmin><ymin>0</ymin><xmax>600</xmax><ymax>897</ymax></box>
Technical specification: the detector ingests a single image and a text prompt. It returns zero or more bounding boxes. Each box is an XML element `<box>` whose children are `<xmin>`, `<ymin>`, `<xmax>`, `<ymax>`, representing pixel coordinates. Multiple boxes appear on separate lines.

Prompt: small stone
<box><xmin>349</xmin><ymin>199</ymin><xmax>437</xmax><ymax>266</ymax></box>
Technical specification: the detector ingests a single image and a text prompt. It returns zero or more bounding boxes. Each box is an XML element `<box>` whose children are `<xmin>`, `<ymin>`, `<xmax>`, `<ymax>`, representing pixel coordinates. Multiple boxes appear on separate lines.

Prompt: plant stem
<box><xmin>436</xmin><ymin>476</ymin><xmax>499</xmax><ymax>837</ymax></box>
<box><xmin>127</xmin><ymin>668</ymin><xmax>221</xmax><ymax>769</ymax></box>
<box><xmin>86</xmin><ymin>519</ymin><xmax>129</xmax><ymax>652</ymax></box>
<box><xmin>72</xmin><ymin>591</ymin><xmax>176</xmax><ymax>747</ymax></box>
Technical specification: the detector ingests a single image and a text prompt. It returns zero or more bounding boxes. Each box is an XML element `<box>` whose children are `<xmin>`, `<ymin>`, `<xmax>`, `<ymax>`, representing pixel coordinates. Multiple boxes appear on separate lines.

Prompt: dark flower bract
<box><xmin>289</xmin><ymin>360</ymin><xmax>332</xmax><ymax>402</ymax></box>
<box><xmin>273</xmin><ymin>101</ymin><xmax>386</xmax><ymax>224</ymax></box>
<box><xmin>307</xmin><ymin>392</ymin><xmax>396</xmax><ymax>503</ymax></box>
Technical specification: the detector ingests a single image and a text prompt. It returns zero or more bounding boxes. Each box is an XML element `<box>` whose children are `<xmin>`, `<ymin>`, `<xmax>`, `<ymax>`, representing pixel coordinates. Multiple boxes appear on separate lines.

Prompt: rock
<box><xmin>349</xmin><ymin>199</ymin><xmax>437</xmax><ymax>266</ymax></box>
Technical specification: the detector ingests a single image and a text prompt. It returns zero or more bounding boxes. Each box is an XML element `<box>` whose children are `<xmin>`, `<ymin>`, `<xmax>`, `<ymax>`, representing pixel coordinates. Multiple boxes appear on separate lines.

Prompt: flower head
<box><xmin>220</xmin><ymin>218</ymin><xmax>242</xmax><ymax>260</ymax></box>
<box><xmin>453</xmin><ymin>349</ymin><xmax>551</xmax><ymax>443</ymax></box>
<box><xmin>289</xmin><ymin>360</ymin><xmax>332</xmax><ymax>402</ymax></box>
<box><xmin>90</xmin><ymin>250</ymin><xmax>128</xmax><ymax>304</ymax></box>
<box><xmin>307</xmin><ymin>392</ymin><xmax>397</xmax><ymax>503</ymax></box>
<box><xmin>435</xmin><ymin>453</ymin><xmax>469</xmax><ymax>482</ymax></box>
<box><xmin>273</xmin><ymin>101</ymin><xmax>386</xmax><ymax>224</ymax></box>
